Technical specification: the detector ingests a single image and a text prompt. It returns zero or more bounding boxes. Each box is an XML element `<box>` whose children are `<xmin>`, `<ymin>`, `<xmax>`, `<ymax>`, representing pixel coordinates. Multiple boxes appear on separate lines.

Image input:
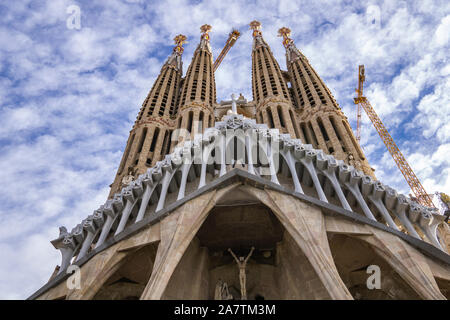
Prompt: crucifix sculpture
<box><xmin>228</xmin><ymin>247</ymin><xmax>255</xmax><ymax>300</ymax></box>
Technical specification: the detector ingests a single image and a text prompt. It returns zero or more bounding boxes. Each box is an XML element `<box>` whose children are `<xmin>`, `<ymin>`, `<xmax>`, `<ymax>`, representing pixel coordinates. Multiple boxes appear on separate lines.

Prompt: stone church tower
<box><xmin>30</xmin><ymin>22</ymin><xmax>450</xmax><ymax>300</ymax></box>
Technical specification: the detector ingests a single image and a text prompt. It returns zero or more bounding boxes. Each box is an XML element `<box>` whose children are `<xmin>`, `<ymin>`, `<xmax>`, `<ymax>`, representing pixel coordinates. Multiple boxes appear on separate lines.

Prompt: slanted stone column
<box><xmin>242</xmin><ymin>186</ymin><xmax>353</xmax><ymax>300</ymax></box>
<box><xmin>140</xmin><ymin>185</ymin><xmax>237</xmax><ymax>299</ymax></box>
<box><xmin>362</xmin><ymin>228</ymin><xmax>445</xmax><ymax>299</ymax></box>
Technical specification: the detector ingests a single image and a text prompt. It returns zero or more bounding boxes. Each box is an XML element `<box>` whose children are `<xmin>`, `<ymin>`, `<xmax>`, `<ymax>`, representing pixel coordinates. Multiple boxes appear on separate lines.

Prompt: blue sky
<box><xmin>0</xmin><ymin>0</ymin><xmax>449</xmax><ymax>299</ymax></box>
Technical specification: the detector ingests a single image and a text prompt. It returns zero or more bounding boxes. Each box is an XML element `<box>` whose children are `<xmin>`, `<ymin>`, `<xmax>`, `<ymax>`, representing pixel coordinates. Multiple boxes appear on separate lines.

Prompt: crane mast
<box><xmin>213</xmin><ymin>29</ymin><xmax>241</xmax><ymax>72</ymax></box>
<box><xmin>355</xmin><ymin>65</ymin><xmax>364</xmax><ymax>142</ymax></box>
<box><xmin>354</xmin><ymin>65</ymin><xmax>435</xmax><ymax>208</ymax></box>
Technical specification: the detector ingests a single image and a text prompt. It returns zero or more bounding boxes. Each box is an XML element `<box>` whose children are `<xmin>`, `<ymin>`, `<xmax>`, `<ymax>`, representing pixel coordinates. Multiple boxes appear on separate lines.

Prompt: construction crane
<box><xmin>355</xmin><ymin>66</ymin><xmax>364</xmax><ymax>142</ymax></box>
<box><xmin>354</xmin><ymin>65</ymin><xmax>435</xmax><ymax>208</ymax></box>
<box><xmin>213</xmin><ymin>29</ymin><xmax>241</xmax><ymax>72</ymax></box>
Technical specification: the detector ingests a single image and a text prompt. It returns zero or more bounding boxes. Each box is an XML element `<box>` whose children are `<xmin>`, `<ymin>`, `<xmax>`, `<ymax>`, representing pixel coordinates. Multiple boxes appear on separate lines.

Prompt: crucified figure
<box><xmin>228</xmin><ymin>247</ymin><xmax>255</xmax><ymax>300</ymax></box>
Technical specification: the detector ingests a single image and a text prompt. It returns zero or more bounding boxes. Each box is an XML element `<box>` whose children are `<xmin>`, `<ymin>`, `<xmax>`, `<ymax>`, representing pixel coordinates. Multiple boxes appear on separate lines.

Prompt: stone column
<box><xmin>243</xmin><ymin>186</ymin><xmax>353</xmax><ymax>300</ymax></box>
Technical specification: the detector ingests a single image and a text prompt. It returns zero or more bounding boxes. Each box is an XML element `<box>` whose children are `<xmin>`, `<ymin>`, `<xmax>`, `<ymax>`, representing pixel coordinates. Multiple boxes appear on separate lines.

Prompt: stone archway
<box><xmin>92</xmin><ymin>243</ymin><xmax>158</xmax><ymax>300</ymax></box>
<box><xmin>328</xmin><ymin>234</ymin><xmax>421</xmax><ymax>299</ymax></box>
<box><xmin>161</xmin><ymin>191</ymin><xmax>336</xmax><ymax>300</ymax></box>
<box><xmin>141</xmin><ymin>181</ymin><xmax>352</xmax><ymax>300</ymax></box>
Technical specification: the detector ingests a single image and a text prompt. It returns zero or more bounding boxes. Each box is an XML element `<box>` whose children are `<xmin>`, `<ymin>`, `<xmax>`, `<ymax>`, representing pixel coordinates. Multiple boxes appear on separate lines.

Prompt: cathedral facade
<box><xmin>30</xmin><ymin>22</ymin><xmax>450</xmax><ymax>300</ymax></box>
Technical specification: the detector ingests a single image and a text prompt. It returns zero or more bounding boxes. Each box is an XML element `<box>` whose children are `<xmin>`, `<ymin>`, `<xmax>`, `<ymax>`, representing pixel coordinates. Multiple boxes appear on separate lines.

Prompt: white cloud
<box><xmin>433</xmin><ymin>15</ymin><xmax>450</xmax><ymax>47</ymax></box>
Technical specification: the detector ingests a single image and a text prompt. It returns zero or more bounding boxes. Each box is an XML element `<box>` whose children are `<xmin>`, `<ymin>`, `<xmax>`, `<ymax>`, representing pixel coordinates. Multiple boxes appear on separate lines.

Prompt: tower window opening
<box><xmin>308</xmin><ymin>122</ymin><xmax>318</xmax><ymax>147</ymax></box>
<box><xmin>267</xmin><ymin>108</ymin><xmax>275</xmax><ymax>128</ymax></box>
<box><xmin>149</xmin><ymin>127</ymin><xmax>160</xmax><ymax>153</ymax></box>
<box><xmin>317</xmin><ymin>118</ymin><xmax>329</xmax><ymax>141</ymax></box>
<box><xmin>277</xmin><ymin>106</ymin><xmax>285</xmax><ymax>128</ymax></box>
<box><xmin>329</xmin><ymin>116</ymin><xmax>342</xmax><ymax>141</ymax></box>
<box><xmin>137</xmin><ymin>127</ymin><xmax>148</xmax><ymax>153</ymax></box>
<box><xmin>300</xmin><ymin>123</ymin><xmax>309</xmax><ymax>144</ymax></box>
<box><xmin>187</xmin><ymin>111</ymin><xmax>194</xmax><ymax>134</ymax></box>
<box><xmin>166</xmin><ymin>130</ymin><xmax>173</xmax><ymax>155</ymax></box>
<box><xmin>161</xmin><ymin>130</ymin><xmax>171</xmax><ymax>159</ymax></box>
<box><xmin>198</xmin><ymin>111</ymin><xmax>204</xmax><ymax>132</ymax></box>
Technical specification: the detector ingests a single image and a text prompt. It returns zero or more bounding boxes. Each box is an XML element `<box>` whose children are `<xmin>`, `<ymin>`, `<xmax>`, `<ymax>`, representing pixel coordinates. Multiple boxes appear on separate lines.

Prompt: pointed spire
<box><xmin>164</xmin><ymin>34</ymin><xmax>187</xmax><ymax>71</ymax></box>
<box><xmin>278</xmin><ymin>27</ymin><xmax>306</xmax><ymax>62</ymax></box>
<box><xmin>199</xmin><ymin>24</ymin><xmax>212</xmax><ymax>52</ymax></box>
<box><xmin>249</xmin><ymin>20</ymin><xmax>268</xmax><ymax>50</ymax></box>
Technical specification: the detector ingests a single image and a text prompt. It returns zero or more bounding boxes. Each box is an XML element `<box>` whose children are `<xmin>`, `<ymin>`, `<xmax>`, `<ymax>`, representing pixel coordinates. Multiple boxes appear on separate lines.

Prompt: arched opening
<box><xmin>434</xmin><ymin>277</ymin><xmax>450</xmax><ymax>299</ymax></box>
<box><xmin>300</xmin><ymin>123</ymin><xmax>309</xmax><ymax>144</ymax></box>
<box><xmin>92</xmin><ymin>243</ymin><xmax>159</xmax><ymax>300</ymax></box>
<box><xmin>198</xmin><ymin>111</ymin><xmax>204</xmax><ymax>133</ymax></box>
<box><xmin>149</xmin><ymin>127</ymin><xmax>160</xmax><ymax>153</ymax></box>
<box><xmin>317</xmin><ymin>118</ymin><xmax>329</xmax><ymax>142</ymax></box>
<box><xmin>161</xmin><ymin>192</ymin><xmax>332</xmax><ymax>299</ymax></box>
<box><xmin>187</xmin><ymin>111</ymin><xmax>194</xmax><ymax>135</ymax></box>
<box><xmin>277</xmin><ymin>106</ymin><xmax>285</xmax><ymax>128</ymax></box>
<box><xmin>329</xmin><ymin>116</ymin><xmax>346</xmax><ymax>153</ymax></box>
<box><xmin>328</xmin><ymin>234</ymin><xmax>421</xmax><ymax>299</ymax></box>
<box><xmin>266</xmin><ymin>108</ymin><xmax>275</xmax><ymax>128</ymax></box>
<box><xmin>289</xmin><ymin>110</ymin><xmax>300</xmax><ymax>139</ymax></box>
<box><xmin>307</xmin><ymin>122</ymin><xmax>318</xmax><ymax>148</ymax></box>
<box><xmin>137</xmin><ymin>127</ymin><xmax>148</xmax><ymax>154</ymax></box>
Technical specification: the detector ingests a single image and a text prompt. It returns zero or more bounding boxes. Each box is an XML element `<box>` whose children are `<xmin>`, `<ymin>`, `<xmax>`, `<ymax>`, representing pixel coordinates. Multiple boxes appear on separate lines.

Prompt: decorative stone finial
<box><xmin>173</xmin><ymin>34</ymin><xmax>187</xmax><ymax>53</ymax></box>
<box><xmin>199</xmin><ymin>25</ymin><xmax>212</xmax><ymax>52</ymax></box>
<box><xmin>249</xmin><ymin>20</ymin><xmax>262</xmax><ymax>38</ymax></box>
<box><xmin>278</xmin><ymin>27</ymin><xmax>293</xmax><ymax>48</ymax></box>
<box><xmin>249</xmin><ymin>20</ymin><xmax>261</xmax><ymax>31</ymax></box>
<box><xmin>200</xmin><ymin>24</ymin><xmax>212</xmax><ymax>39</ymax></box>
<box><xmin>277</xmin><ymin>27</ymin><xmax>306</xmax><ymax>62</ymax></box>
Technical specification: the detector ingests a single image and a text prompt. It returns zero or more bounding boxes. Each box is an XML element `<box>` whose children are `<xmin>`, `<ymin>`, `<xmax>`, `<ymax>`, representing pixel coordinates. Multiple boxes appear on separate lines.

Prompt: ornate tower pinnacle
<box><xmin>199</xmin><ymin>24</ymin><xmax>212</xmax><ymax>53</ymax></box>
<box><xmin>200</xmin><ymin>24</ymin><xmax>212</xmax><ymax>36</ymax></box>
<box><xmin>174</xmin><ymin>34</ymin><xmax>187</xmax><ymax>51</ymax></box>
<box><xmin>175</xmin><ymin>24</ymin><xmax>216</xmax><ymax>144</ymax></box>
<box><xmin>249</xmin><ymin>20</ymin><xmax>261</xmax><ymax>34</ymax></box>
<box><xmin>278</xmin><ymin>27</ymin><xmax>305</xmax><ymax>63</ymax></box>
<box><xmin>280</xmin><ymin>27</ymin><xmax>374</xmax><ymax>177</ymax></box>
<box><xmin>250</xmin><ymin>21</ymin><xmax>300</xmax><ymax>139</ymax></box>
<box><xmin>108</xmin><ymin>34</ymin><xmax>187</xmax><ymax>196</ymax></box>
<box><xmin>249</xmin><ymin>20</ymin><xmax>268</xmax><ymax>50</ymax></box>
<box><xmin>164</xmin><ymin>34</ymin><xmax>187</xmax><ymax>71</ymax></box>
<box><xmin>277</xmin><ymin>27</ymin><xmax>292</xmax><ymax>46</ymax></box>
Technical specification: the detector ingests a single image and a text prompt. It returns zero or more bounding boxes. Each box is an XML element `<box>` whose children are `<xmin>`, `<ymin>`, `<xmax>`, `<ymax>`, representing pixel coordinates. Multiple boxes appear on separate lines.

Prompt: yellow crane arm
<box><xmin>354</xmin><ymin>65</ymin><xmax>434</xmax><ymax>207</ymax></box>
<box><xmin>213</xmin><ymin>29</ymin><xmax>240</xmax><ymax>72</ymax></box>
<box><xmin>355</xmin><ymin>65</ymin><xmax>365</xmax><ymax>142</ymax></box>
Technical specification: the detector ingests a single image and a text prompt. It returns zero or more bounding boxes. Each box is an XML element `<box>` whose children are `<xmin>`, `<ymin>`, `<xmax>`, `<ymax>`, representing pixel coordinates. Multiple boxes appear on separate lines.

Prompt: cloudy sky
<box><xmin>0</xmin><ymin>0</ymin><xmax>449</xmax><ymax>299</ymax></box>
